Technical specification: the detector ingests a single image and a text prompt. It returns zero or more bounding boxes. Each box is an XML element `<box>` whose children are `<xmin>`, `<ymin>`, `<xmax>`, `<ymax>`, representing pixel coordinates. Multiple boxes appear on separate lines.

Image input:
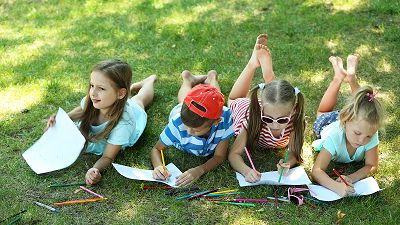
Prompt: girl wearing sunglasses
<box><xmin>311</xmin><ymin>55</ymin><xmax>384</xmax><ymax>197</ymax></box>
<box><xmin>228</xmin><ymin>34</ymin><xmax>306</xmax><ymax>183</ymax></box>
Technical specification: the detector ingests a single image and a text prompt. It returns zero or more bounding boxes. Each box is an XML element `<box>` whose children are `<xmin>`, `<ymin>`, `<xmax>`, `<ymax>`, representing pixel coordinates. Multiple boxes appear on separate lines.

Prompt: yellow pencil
<box><xmin>160</xmin><ymin>149</ymin><xmax>168</xmax><ymax>177</ymax></box>
<box><xmin>53</xmin><ymin>198</ymin><xmax>107</xmax><ymax>206</ymax></box>
<box><xmin>210</xmin><ymin>189</ymin><xmax>239</xmax><ymax>194</ymax></box>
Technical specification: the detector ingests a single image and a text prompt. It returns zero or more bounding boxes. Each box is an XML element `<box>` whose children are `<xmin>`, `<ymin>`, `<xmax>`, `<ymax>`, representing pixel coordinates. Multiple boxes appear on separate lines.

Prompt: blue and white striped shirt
<box><xmin>160</xmin><ymin>106</ymin><xmax>234</xmax><ymax>156</ymax></box>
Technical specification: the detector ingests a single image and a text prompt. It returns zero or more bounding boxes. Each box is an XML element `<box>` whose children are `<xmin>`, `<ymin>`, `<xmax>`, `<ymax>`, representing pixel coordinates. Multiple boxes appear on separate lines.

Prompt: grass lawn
<box><xmin>1</xmin><ymin>0</ymin><xmax>399</xmax><ymax>224</ymax></box>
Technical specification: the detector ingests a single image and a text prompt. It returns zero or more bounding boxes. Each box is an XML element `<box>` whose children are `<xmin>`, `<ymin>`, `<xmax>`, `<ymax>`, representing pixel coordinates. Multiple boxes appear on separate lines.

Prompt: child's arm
<box><xmin>151</xmin><ymin>140</ymin><xmax>171</xmax><ymax>180</ymax></box>
<box><xmin>311</xmin><ymin>148</ymin><xmax>355</xmax><ymax>197</ymax></box>
<box><xmin>85</xmin><ymin>143</ymin><xmax>121</xmax><ymax>185</ymax></box>
<box><xmin>228</xmin><ymin>129</ymin><xmax>261</xmax><ymax>183</ymax></box>
<box><xmin>346</xmin><ymin>146</ymin><xmax>379</xmax><ymax>183</ymax></box>
<box><xmin>68</xmin><ymin>106</ymin><xmax>84</xmax><ymax>121</ymax></box>
<box><xmin>175</xmin><ymin>139</ymin><xmax>230</xmax><ymax>186</ymax></box>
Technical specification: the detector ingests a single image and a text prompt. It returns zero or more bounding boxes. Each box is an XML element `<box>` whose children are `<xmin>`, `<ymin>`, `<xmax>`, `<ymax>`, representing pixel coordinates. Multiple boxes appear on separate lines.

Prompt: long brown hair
<box><xmin>79</xmin><ymin>59</ymin><xmax>132</xmax><ymax>143</ymax></box>
<box><xmin>246</xmin><ymin>80</ymin><xmax>305</xmax><ymax>162</ymax></box>
<box><xmin>339</xmin><ymin>86</ymin><xmax>384</xmax><ymax>129</ymax></box>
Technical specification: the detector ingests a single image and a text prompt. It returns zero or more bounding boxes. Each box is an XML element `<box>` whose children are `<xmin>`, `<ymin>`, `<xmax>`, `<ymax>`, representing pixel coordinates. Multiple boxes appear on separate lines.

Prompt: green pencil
<box><xmin>278</xmin><ymin>149</ymin><xmax>289</xmax><ymax>182</ymax></box>
<box><xmin>48</xmin><ymin>183</ymin><xmax>86</xmax><ymax>188</ymax></box>
<box><xmin>215</xmin><ymin>201</ymin><xmax>255</xmax><ymax>207</ymax></box>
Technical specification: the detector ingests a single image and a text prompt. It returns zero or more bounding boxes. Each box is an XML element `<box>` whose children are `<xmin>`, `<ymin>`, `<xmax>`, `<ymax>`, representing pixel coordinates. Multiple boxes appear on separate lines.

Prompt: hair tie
<box><xmin>367</xmin><ymin>91</ymin><xmax>378</xmax><ymax>102</ymax></box>
<box><xmin>258</xmin><ymin>83</ymin><xmax>265</xmax><ymax>90</ymax></box>
<box><xmin>294</xmin><ymin>87</ymin><xmax>300</xmax><ymax>96</ymax></box>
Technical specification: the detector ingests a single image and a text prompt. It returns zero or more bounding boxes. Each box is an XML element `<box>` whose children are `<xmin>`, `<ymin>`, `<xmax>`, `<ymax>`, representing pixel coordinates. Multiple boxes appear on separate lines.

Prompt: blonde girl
<box><xmin>311</xmin><ymin>55</ymin><xmax>384</xmax><ymax>197</ymax></box>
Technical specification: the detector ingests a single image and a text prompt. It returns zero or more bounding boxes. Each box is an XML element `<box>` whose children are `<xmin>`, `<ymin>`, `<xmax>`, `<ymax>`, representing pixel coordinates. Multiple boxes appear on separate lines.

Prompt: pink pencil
<box><xmin>79</xmin><ymin>186</ymin><xmax>104</xmax><ymax>198</ymax></box>
<box><xmin>244</xmin><ymin>147</ymin><xmax>257</xmax><ymax>172</ymax></box>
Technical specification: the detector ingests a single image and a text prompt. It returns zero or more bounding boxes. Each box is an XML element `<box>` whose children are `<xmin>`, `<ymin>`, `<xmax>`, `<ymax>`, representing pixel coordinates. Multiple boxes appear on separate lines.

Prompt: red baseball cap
<box><xmin>183</xmin><ymin>84</ymin><xmax>225</xmax><ymax>119</ymax></box>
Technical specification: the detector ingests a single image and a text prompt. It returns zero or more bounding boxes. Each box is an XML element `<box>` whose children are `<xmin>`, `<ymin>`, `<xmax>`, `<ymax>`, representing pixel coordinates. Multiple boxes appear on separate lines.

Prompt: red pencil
<box><xmin>332</xmin><ymin>168</ymin><xmax>350</xmax><ymax>186</ymax></box>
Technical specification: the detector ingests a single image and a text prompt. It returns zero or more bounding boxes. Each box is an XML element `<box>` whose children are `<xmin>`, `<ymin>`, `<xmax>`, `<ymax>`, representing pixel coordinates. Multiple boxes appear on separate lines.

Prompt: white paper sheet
<box><xmin>307</xmin><ymin>177</ymin><xmax>382</xmax><ymax>201</ymax></box>
<box><xmin>22</xmin><ymin>108</ymin><xmax>85</xmax><ymax>174</ymax></box>
<box><xmin>112</xmin><ymin>163</ymin><xmax>183</xmax><ymax>187</ymax></box>
<box><xmin>236</xmin><ymin>166</ymin><xmax>312</xmax><ymax>187</ymax></box>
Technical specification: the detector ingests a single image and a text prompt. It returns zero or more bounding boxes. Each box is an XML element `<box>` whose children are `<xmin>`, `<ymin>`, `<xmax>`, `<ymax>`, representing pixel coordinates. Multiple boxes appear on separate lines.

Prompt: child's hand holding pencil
<box><xmin>244</xmin><ymin>168</ymin><xmax>261</xmax><ymax>183</ymax></box>
<box><xmin>276</xmin><ymin>159</ymin><xmax>290</xmax><ymax>176</ymax></box>
<box><xmin>152</xmin><ymin>166</ymin><xmax>171</xmax><ymax>180</ymax></box>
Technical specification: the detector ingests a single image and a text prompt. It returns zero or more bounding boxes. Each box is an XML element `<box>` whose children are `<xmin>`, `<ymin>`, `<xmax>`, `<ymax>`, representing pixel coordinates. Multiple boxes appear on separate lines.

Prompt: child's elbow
<box><xmin>311</xmin><ymin>166</ymin><xmax>321</xmax><ymax>180</ymax></box>
<box><xmin>370</xmin><ymin>164</ymin><xmax>378</xmax><ymax>174</ymax></box>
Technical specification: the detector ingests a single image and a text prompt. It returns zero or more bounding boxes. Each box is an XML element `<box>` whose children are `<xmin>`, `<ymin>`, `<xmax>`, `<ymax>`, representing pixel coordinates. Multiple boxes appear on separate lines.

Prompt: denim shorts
<box><xmin>313</xmin><ymin>111</ymin><xmax>339</xmax><ymax>139</ymax></box>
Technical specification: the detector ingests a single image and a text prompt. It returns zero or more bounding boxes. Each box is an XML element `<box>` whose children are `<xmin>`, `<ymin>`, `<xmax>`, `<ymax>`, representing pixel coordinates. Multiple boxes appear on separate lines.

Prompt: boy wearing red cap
<box><xmin>151</xmin><ymin>70</ymin><xmax>234</xmax><ymax>186</ymax></box>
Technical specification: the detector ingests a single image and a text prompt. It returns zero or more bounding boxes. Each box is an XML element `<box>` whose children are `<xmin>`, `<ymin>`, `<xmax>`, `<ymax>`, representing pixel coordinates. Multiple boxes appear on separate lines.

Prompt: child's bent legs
<box><xmin>317</xmin><ymin>56</ymin><xmax>346</xmax><ymax>116</ymax></box>
<box><xmin>131</xmin><ymin>75</ymin><xmax>157</xmax><ymax>109</ymax></box>
<box><xmin>228</xmin><ymin>34</ymin><xmax>272</xmax><ymax>105</ymax></box>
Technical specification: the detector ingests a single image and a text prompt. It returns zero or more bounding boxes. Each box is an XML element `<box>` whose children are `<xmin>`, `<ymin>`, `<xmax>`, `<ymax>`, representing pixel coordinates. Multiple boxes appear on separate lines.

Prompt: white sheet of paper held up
<box><xmin>112</xmin><ymin>163</ymin><xmax>183</xmax><ymax>187</ymax></box>
<box><xmin>22</xmin><ymin>108</ymin><xmax>85</xmax><ymax>174</ymax></box>
<box><xmin>307</xmin><ymin>177</ymin><xmax>382</xmax><ymax>201</ymax></box>
<box><xmin>236</xmin><ymin>166</ymin><xmax>312</xmax><ymax>187</ymax></box>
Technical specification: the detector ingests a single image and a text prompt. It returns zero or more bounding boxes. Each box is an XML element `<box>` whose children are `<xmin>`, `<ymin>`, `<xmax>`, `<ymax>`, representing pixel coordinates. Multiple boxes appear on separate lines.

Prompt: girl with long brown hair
<box><xmin>46</xmin><ymin>59</ymin><xmax>156</xmax><ymax>185</ymax></box>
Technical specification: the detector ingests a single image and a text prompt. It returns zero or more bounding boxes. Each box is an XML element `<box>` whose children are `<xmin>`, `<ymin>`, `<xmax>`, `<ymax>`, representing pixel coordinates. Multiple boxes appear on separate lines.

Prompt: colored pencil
<box><xmin>165</xmin><ymin>187</ymin><xmax>200</xmax><ymax>196</ymax></box>
<box><xmin>0</xmin><ymin>209</ymin><xmax>27</xmax><ymax>223</ymax></box>
<box><xmin>143</xmin><ymin>185</ymin><xmax>173</xmax><ymax>190</ymax></box>
<box><xmin>79</xmin><ymin>186</ymin><xmax>104</xmax><ymax>198</ymax></box>
<box><xmin>233</xmin><ymin>198</ymin><xmax>269</xmax><ymax>203</ymax></box>
<box><xmin>204</xmin><ymin>192</ymin><xmax>244</xmax><ymax>197</ymax></box>
<box><xmin>244</xmin><ymin>147</ymin><xmax>257</xmax><ymax>172</ymax></box>
<box><xmin>278</xmin><ymin>149</ymin><xmax>289</xmax><ymax>182</ymax></box>
<box><xmin>160</xmin><ymin>149</ymin><xmax>168</xmax><ymax>177</ymax></box>
<box><xmin>176</xmin><ymin>193</ymin><xmax>195</xmax><ymax>200</ymax></box>
<box><xmin>209</xmin><ymin>189</ymin><xmax>238</xmax><ymax>194</ymax></box>
<box><xmin>53</xmin><ymin>198</ymin><xmax>107</xmax><ymax>206</ymax></box>
<box><xmin>266</xmin><ymin>196</ymin><xmax>290</xmax><ymax>203</ymax></box>
<box><xmin>333</xmin><ymin>168</ymin><xmax>350</xmax><ymax>186</ymax></box>
<box><xmin>188</xmin><ymin>189</ymin><xmax>220</xmax><ymax>201</ymax></box>
<box><xmin>33</xmin><ymin>201</ymin><xmax>59</xmax><ymax>213</ymax></box>
<box><xmin>48</xmin><ymin>183</ymin><xmax>86</xmax><ymax>188</ymax></box>
<box><xmin>214</xmin><ymin>201</ymin><xmax>255</xmax><ymax>207</ymax></box>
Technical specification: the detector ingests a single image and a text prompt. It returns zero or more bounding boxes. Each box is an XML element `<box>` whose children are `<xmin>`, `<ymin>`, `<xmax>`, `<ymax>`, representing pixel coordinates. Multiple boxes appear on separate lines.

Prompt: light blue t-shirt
<box><xmin>78</xmin><ymin>96</ymin><xmax>147</xmax><ymax>155</ymax></box>
<box><xmin>312</xmin><ymin>120</ymin><xmax>379</xmax><ymax>163</ymax></box>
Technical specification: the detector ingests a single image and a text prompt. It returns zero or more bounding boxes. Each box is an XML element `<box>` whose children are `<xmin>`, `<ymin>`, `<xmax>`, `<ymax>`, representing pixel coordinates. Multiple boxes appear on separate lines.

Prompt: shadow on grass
<box><xmin>1</xmin><ymin>0</ymin><xmax>400</xmax><ymax>223</ymax></box>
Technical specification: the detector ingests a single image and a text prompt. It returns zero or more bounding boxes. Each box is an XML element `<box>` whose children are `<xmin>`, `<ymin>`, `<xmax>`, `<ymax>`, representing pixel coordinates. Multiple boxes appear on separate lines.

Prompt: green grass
<box><xmin>1</xmin><ymin>0</ymin><xmax>399</xmax><ymax>224</ymax></box>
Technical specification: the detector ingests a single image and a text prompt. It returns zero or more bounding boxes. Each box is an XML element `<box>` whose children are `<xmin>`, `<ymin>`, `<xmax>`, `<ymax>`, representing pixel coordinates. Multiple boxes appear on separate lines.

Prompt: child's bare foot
<box><xmin>130</xmin><ymin>75</ymin><xmax>157</xmax><ymax>93</ymax></box>
<box><xmin>257</xmin><ymin>44</ymin><xmax>274</xmax><ymax>83</ymax></box>
<box><xmin>181</xmin><ymin>70</ymin><xmax>207</xmax><ymax>86</ymax></box>
<box><xmin>346</xmin><ymin>54</ymin><xmax>360</xmax><ymax>82</ymax></box>
<box><xmin>346</xmin><ymin>54</ymin><xmax>360</xmax><ymax>92</ymax></box>
<box><xmin>329</xmin><ymin>56</ymin><xmax>346</xmax><ymax>82</ymax></box>
<box><xmin>204</xmin><ymin>70</ymin><xmax>218</xmax><ymax>84</ymax></box>
<box><xmin>248</xmin><ymin>34</ymin><xmax>268</xmax><ymax>68</ymax></box>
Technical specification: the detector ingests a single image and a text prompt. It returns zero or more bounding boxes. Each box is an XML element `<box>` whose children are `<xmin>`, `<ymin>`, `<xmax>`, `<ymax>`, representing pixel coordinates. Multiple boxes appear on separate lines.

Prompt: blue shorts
<box><xmin>313</xmin><ymin>111</ymin><xmax>339</xmax><ymax>139</ymax></box>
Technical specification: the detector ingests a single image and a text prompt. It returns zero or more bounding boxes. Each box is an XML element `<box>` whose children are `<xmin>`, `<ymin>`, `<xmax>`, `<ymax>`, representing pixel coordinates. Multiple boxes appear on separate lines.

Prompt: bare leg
<box><xmin>131</xmin><ymin>75</ymin><xmax>157</xmax><ymax>109</ymax></box>
<box><xmin>258</xmin><ymin>44</ymin><xmax>275</xmax><ymax>83</ymax></box>
<box><xmin>346</xmin><ymin>54</ymin><xmax>361</xmax><ymax>93</ymax></box>
<box><xmin>228</xmin><ymin>34</ymin><xmax>269</xmax><ymax>105</ymax></box>
<box><xmin>204</xmin><ymin>70</ymin><xmax>220</xmax><ymax>91</ymax></box>
<box><xmin>317</xmin><ymin>56</ymin><xmax>346</xmax><ymax>116</ymax></box>
<box><xmin>177</xmin><ymin>70</ymin><xmax>207</xmax><ymax>103</ymax></box>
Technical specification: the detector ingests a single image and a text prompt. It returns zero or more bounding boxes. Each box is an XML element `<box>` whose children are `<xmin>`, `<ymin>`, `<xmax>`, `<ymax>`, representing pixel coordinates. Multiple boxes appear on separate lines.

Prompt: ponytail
<box><xmin>246</xmin><ymin>85</ymin><xmax>262</xmax><ymax>153</ymax></box>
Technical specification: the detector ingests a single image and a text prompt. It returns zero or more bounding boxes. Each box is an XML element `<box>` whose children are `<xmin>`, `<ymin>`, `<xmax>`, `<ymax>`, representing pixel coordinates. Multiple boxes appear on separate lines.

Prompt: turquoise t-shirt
<box><xmin>78</xmin><ymin>96</ymin><xmax>147</xmax><ymax>155</ymax></box>
<box><xmin>312</xmin><ymin>120</ymin><xmax>379</xmax><ymax>163</ymax></box>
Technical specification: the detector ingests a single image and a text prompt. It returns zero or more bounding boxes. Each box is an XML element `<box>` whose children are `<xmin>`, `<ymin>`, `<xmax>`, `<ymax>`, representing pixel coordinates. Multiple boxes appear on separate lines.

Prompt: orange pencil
<box><xmin>53</xmin><ymin>198</ymin><xmax>107</xmax><ymax>206</ymax></box>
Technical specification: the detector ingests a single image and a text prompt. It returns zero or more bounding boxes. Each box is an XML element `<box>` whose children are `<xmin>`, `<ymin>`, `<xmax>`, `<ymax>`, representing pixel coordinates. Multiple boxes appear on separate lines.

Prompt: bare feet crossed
<box><xmin>181</xmin><ymin>70</ymin><xmax>207</xmax><ymax>86</ymax></box>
